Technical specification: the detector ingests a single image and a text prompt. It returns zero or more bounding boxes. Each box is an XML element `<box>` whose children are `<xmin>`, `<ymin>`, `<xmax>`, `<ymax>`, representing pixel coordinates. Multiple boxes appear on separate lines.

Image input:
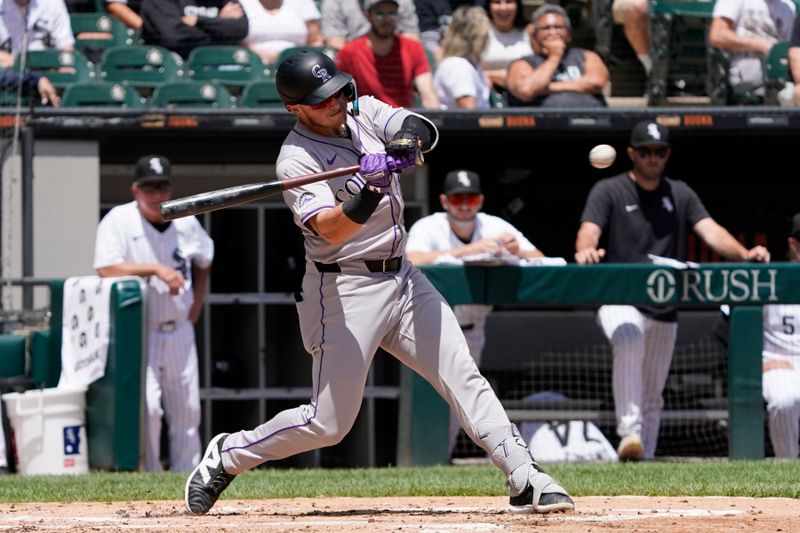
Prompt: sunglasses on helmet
<box><xmin>309</xmin><ymin>82</ymin><xmax>357</xmax><ymax>109</ymax></box>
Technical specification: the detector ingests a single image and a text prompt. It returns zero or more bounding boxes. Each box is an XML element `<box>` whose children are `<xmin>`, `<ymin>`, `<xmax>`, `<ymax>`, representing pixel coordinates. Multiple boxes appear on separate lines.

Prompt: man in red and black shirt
<box><xmin>336</xmin><ymin>0</ymin><xmax>439</xmax><ymax>109</ymax></box>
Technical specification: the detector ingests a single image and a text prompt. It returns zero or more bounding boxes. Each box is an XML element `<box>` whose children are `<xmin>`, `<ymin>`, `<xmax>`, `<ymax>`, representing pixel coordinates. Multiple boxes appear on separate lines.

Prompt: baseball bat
<box><xmin>160</xmin><ymin>164</ymin><xmax>360</xmax><ymax>221</ymax></box>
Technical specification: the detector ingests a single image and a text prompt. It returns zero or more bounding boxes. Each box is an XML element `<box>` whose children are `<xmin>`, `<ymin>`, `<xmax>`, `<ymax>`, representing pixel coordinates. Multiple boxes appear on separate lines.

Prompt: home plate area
<box><xmin>0</xmin><ymin>496</ymin><xmax>795</xmax><ymax>532</ymax></box>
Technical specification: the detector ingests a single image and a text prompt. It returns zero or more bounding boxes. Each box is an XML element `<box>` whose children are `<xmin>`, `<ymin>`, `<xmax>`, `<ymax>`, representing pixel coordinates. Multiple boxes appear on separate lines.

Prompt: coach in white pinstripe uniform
<box><xmin>94</xmin><ymin>155</ymin><xmax>214</xmax><ymax>472</ymax></box>
<box><xmin>405</xmin><ymin>169</ymin><xmax>544</xmax><ymax>455</ymax></box>
<box><xmin>575</xmin><ymin>121</ymin><xmax>769</xmax><ymax>461</ymax></box>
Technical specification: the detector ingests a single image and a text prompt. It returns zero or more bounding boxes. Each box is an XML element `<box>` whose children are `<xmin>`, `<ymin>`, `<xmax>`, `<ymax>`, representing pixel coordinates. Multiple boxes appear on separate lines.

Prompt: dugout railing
<box><xmin>400</xmin><ymin>262</ymin><xmax>799</xmax><ymax>465</ymax></box>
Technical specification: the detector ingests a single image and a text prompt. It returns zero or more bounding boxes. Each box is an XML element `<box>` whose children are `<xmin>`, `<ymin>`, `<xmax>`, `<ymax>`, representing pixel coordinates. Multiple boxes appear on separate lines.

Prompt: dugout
<box><xmin>4</xmin><ymin>106</ymin><xmax>800</xmax><ymax>468</ymax></box>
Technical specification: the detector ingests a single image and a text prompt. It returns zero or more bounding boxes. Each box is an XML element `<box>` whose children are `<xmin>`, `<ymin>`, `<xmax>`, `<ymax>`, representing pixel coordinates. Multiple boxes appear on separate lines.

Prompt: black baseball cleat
<box><xmin>185</xmin><ymin>433</ymin><xmax>237</xmax><ymax>515</ymax></box>
<box><xmin>508</xmin><ymin>463</ymin><xmax>575</xmax><ymax>514</ymax></box>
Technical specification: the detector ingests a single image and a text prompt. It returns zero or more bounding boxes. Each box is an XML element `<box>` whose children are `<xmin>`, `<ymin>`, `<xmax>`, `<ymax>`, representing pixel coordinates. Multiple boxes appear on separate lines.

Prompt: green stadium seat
<box><xmin>187</xmin><ymin>46</ymin><xmax>271</xmax><ymax>89</ymax></box>
<box><xmin>764</xmin><ymin>41</ymin><xmax>790</xmax><ymax>105</ymax></box>
<box><xmin>70</xmin><ymin>13</ymin><xmax>131</xmax><ymax>59</ymax></box>
<box><xmin>647</xmin><ymin>0</ymin><xmax>715</xmax><ymax>105</ymax></box>
<box><xmin>100</xmin><ymin>45</ymin><xmax>184</xmax><ymax>94</ymax></box>
<box><xmin>489</xmin><ymin>87</ymin><xmax>508</xmax><ymax>108</ymax></box>
<box><xmin>150</xmin><ymin>80</ymin><xmax>236</xmax><ymax>109</ymax></box>
<box><xmin>61</xmin><ymin>81</ymin><xmax>145</xmax><ymax>108</ymax></box>
<box><xmin>239</xmin><ymin>80</ymin><xmax>284</xmax><ymax>108</ymax></box>
<box><xmin>14</xmin><ymin>49</ymin><xmax>96</xmax><ymax>89</ymax></box>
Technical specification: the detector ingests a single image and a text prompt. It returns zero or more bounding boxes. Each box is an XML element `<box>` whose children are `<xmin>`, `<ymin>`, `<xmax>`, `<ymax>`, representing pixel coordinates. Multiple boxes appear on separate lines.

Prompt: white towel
<box><xmin>58</xmin><ymin>276</ymin><xmax>121</xmax><ymax>389</ymax></box>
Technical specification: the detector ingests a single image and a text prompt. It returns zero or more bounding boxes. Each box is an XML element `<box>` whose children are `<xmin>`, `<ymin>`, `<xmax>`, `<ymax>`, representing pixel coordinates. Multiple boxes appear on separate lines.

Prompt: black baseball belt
<box><xmin>314</xmin><ymin>257</ymin><xmax>403</xmax><ymax>273</ymax></box>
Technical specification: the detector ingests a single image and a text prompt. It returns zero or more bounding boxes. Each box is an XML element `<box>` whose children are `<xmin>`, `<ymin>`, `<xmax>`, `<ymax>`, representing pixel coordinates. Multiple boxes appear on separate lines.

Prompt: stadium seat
<box><xmin>69</xmin><ymin>13</ymin><xmax>131</xmax><ymax>61</ymax></box>
<box><xmin>648</xmin><ymin>0</ymin><xmax>715</xmax><ymax>105</ymax></box>
<box><xmin>61</xmin><ymin>81</ymin><xmax>145</xmax><ymax>108</ymax></box>
<box><xmin>187</xmin><ymin>46</ymin><xmax>271</xmax><ymax>89</ymax></box>
<box><xmin>100</xmin><ymin>45</ymin><xmax>184</xmax><ymax>94</ymax></box>
<box><xmin>150</xmin><ymin>80</ymin><xmax>236</xmax><ymax>109</ymax></box>
<box><xmin>239</xmin><ymin>80</ymin><xmax>284</xmax><ymax>108</ymax></box>
<box><xmin>764</xmin><ymin>41</ymin><xmax>790</xmax><ymax>105</ymax></box>
<box><xmin>14</xmin><ymin>49</ymin><xmax>96</xmax><ymax>89</ymax></box>
<box><xmin>489</xmin><ymin>87</ymin><xmax>508</xmax><ymax>108</ymax></box>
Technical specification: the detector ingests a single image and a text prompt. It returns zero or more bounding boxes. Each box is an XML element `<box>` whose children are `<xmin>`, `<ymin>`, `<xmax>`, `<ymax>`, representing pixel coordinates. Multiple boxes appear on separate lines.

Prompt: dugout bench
<box><xmin>401</xmin><ymin>262</ymin><xmax>800</xmax><ymax>465</ymax></box>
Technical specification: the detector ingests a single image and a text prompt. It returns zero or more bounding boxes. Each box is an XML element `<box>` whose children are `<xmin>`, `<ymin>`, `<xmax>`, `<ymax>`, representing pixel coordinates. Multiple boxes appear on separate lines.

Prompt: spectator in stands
<box><xmin>140</xmin><ymin>0</ymin><xmax>249</xmax><ymax>58</ymax></box>
<box><xmin>611</xmin><ymin>0</ymin><xmax>651</xmax><ymax>77</ymax></box>
<box><xmin>481</xmin><ymin>0</ymin><xmax>531</xmax><ymax>90</ymax></box>
<box><xmin>0</xmin><ymin>69</ymin><xmax>60</xmax><ymax>106</ymax></box>
<box><xmin>105</xmin><ymin>0</ymin><xmax>143</xmax><ymax>31</ymax></box>
<box><xmin>760</xmin><ymin>213</ymin><xmax>800</xmax><ymax>458</ymax></box>
<box><xmin>238</xmin><ymin>0</ymin><xmax>323</xmax><ymax>64</ymax></box>
<box><xmin>433</xmin><ymin>5</ymin><xmax>491</xmax><ymax>108</ymax></box>
<box><xmin>0</xmin><ymin>0</ymin><xmax>75</xmax><ymax>68</ymax></box>
<box><xmin>414</xmin><ymin>0</ymin><xmax>451</xmax><ymax>63</ymax></box>
<box><xmin>506</xmin><ymin>4</ymin><xmax>607</xmax><ymax>107</ymax></box>
<box><xmin>336</xmin><ymin>0</ymin><xmax>439</xmax><ymax>109</ymax></box>
<box><xmin>406</xmin><ymin>168</ymin><xmax>545</xmax><ymax>456</ymax></box>
<box><xmin>321</xmin><ymin>0</ymin><xmax>419</xmax><ymax>50</ymax></box>
<box><xmin>708</xmin><ymin>0</ymin><xmax>795</xmax><ymax>98</ymax></box>
<box><xmin>574</xmin><ymin>120</ymin><xmax>771</xmax><ymax>461</ymax></box>
<box><xmin>779</xmin><ymin>16</ymin><xmax>800</xmax><ymax>105</ymax></box>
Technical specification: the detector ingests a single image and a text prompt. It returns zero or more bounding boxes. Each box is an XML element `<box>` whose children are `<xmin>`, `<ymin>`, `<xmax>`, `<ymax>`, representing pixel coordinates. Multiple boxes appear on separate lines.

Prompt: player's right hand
<box><xmin>574</xmin><ymin>247</ymin><xmax>605</xmax><ymax>264</ymax></box>
<box><xmin>359</xmin><ymin>154</ymin><xmax>393</xmax><ymax>193</ymax></box>
<box><xmin>156</xmin><ymin>265</ymin><xmax>185</xmax><ymax>295</ymax></box>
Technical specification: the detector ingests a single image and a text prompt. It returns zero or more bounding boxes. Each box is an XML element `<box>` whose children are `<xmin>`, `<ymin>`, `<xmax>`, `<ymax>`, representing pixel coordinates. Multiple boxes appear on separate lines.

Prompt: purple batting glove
<box><xmin>386</xmin><ymin>151</ymin><xmax>417</xmax><ymax>172</ymax></box>
<box><xmin>359</xmin><ymin>154</ymin><xmax>392</xmax><ymax>193</ymax></box>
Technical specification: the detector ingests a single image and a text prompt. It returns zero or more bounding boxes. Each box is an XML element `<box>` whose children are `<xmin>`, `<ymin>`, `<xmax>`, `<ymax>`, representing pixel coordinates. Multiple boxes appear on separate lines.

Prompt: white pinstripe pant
<box><xmin>597</xmin><ymin>305</ymin><xmax>678</xmax><ymax>458</ymax></box>
<box><xmin>144</xmin><ymin>320</ymin><xmax>201</xmax><ymax>472</ymax></box>
<box><xmin>762</xmin><ymin>363</ymin><xmax>800</xmax><ymax>458</ymax></box>
<box><xmin>0</xmin><ymin>403</ymin><xmax>6</xmax><ymax>468</ymax></box>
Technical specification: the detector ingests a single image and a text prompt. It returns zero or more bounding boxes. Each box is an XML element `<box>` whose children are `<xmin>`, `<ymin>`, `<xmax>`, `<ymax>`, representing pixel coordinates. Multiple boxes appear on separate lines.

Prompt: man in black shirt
<box><xmin>141</xmin><ymin>0</ymin><xmax>248</xmax><ymax>57</ymax></box>
<box><xmin>574</xmin><ymin>120</ymin><xmax>770</xmax><ymax>461</ymax></box>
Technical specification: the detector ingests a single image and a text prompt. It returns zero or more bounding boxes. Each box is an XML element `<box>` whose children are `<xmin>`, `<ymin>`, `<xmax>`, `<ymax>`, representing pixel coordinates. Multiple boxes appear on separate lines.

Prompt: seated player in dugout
<box><xmin>184</xmin><ymin>49</ymin><xmax>575</xmax><ymax>516</ymax></box>
<box><xmin>405</xmin><ymin>168</ymin><xmax>545</xmax><ymax>457</ymax></box>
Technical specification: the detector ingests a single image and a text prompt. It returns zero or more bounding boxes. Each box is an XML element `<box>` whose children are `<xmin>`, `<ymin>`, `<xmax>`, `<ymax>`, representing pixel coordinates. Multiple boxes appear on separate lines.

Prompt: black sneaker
<box><xmin>508</xmin><ymin>463</ymin><xmax>575</xmax><ymax>514</ymax></box>
<box><xmin>184</xmin><ymin>433</ymin><xmax>236</xmax><ymax>515</ymax></box>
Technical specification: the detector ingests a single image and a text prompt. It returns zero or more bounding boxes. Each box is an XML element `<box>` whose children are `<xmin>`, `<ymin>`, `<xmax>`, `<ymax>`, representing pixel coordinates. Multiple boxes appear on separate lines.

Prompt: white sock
<box><xmin>637</xmin><ymin>53</ymin><xmax>652</xmax><ymax>75</ymax></box>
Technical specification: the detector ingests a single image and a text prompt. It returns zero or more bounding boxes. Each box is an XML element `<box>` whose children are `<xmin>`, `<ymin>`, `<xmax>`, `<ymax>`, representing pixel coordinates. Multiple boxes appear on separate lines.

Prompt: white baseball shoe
<box><xmin>508</xmin><ymin>462</ymin><xmax>575</xmax><ymax>514</ymax></box>
<box><xmin>185</xmin><ymin>433</ymin><xmax>236</xmax><ymax>515</ymax></box>
<box><xmin>617</xmin><ymin>434</ymin><xmax>644</xmax><ymax>461</ymax></box>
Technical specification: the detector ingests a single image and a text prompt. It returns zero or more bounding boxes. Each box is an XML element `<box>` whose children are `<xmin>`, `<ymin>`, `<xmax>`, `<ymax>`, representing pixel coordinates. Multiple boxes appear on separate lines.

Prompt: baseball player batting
<box><xmin>184</xmin><ymin>50</ymin><xmax>574</xmax><ymax>516</ymax></box>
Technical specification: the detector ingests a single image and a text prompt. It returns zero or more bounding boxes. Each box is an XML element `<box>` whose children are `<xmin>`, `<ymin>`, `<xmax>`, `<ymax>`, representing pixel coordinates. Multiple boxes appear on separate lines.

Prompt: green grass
<box><xmin>1</xmin><ymin>461</ymin><xmax>799</xmax><ymax>503</ymax></box>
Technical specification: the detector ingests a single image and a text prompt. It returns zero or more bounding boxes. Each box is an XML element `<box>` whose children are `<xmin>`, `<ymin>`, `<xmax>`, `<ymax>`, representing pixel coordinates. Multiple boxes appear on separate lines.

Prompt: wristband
<box><xmin>341</xmin><ymin>187</ymin><xmax>383</xmax><ymax>224</ymax></box>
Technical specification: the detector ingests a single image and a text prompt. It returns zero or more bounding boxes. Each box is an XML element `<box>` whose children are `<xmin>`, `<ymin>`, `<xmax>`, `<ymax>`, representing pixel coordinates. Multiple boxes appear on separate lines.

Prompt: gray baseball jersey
<box><xmin>218</xmin><ymin>96</ymin><xmax>513</xmax><ymax>473</ymax></box>
<box><xmin>94</xmin><ymin>201</ymin><xmax>213</xmax><ymax>472</ymax></box>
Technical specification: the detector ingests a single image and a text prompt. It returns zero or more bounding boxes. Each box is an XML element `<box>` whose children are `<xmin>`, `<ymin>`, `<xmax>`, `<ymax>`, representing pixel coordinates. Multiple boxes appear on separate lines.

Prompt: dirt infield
<box><xmin>1</xmin><ymin>496</ymin><xmax>797</xmax><ymax>532</ymax></box>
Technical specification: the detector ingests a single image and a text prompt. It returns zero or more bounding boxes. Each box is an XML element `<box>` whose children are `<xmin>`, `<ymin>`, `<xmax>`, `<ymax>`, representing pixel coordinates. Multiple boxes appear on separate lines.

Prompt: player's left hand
<box><xmin>385</xmin><ymin>128</ymin><xmax>421</xmax><ymax>169</ymax></box>
<box><xmin>746</xmin><ymin>245</ymin><xmax>770</xmax><ymax>263</ymax></box>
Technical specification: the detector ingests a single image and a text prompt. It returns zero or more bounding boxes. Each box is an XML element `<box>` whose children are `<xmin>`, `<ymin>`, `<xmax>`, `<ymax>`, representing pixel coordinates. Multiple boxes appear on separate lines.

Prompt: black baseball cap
<box><xmin>630</xmin><ymin>121</ymin><xmax>670</xmax><ymax>148</ymax></box>
<box><xmin>443</xmin><ymin>169</ymin><xmax>481</xmax><ymax>195</ymax></box>
<box><xmin>134</xmin><ymin>155</ymin><xmax>172</xmax><ymax>185</ymax></box>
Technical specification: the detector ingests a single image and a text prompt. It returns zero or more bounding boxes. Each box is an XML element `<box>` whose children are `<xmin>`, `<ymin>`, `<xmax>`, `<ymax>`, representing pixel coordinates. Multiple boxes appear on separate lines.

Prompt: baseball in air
<box><xmin>589</xmin><ymin>144</ymin><xmax>616</xmax><ymax>169</ymax></box>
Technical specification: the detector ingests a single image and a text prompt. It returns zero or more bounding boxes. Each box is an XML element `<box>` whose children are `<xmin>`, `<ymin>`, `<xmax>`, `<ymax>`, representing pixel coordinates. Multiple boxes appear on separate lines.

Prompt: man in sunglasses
<box><xmin>185</xmin><ymin>50</ymin><xmax>575</xmax><ymax>517</ymax></box>
<box><xmin>406</xmin><ymin>168</ymin><xmax>544</xmax><ymax>456</ymax></box>
<box><xmin>94</xmin><ymin>154</ymin><xmax>214</xmax><ymax>473</ymax></box>
<box><xmin>575</xmin><ymin>120</ymin><xmax>770</xmax><ymax>461</ymax></box>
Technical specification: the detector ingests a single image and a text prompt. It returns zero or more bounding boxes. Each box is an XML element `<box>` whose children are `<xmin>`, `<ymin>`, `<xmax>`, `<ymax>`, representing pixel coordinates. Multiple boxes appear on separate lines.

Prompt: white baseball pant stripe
<box><xmin>145</xmin><ymin>320</ymin><xmax>201</xmax><ymax>472</ymax></box>
<box><xmin>598</xmin><ymin>305</ymin><xmax>677</xmax><ymax>458</ymax></box>
<box><xmin>763</xmin><ymin>366</ymin><xmax>800</xmax><ymax>458</ymax></box>
<box><xmin>219</xmin><ymin>263</ymin><xmax>510</xmax><ymax>474</ymax></box>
